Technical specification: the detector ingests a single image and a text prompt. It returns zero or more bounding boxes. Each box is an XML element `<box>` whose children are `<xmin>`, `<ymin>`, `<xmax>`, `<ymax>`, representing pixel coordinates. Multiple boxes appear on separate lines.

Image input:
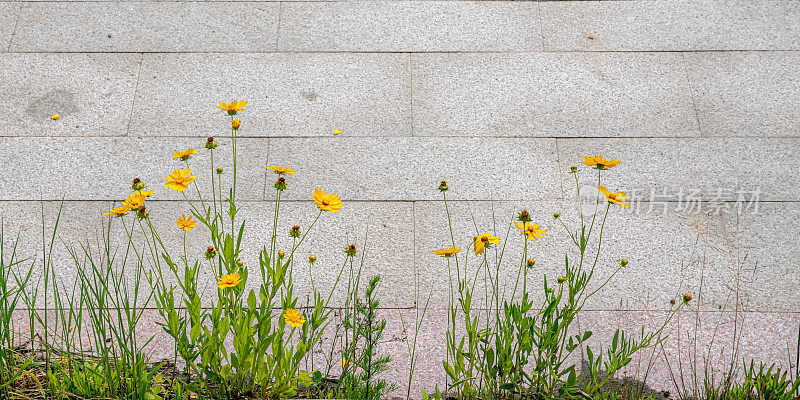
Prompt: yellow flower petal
<box><xmin>165</xmin><ymin>168</ymin><xmax>196</xmax><ymax>193</ymax></box>
<box><xmin>217</xmin><ymin>272</ymin><xmax>241</xmax><ymax>289</ymax></box>
<box><xmin>175</xmin><ymin>214</ymin><xmax>197</xmax><ymax>232</ymax></box>
<box><xmin>473</xmin><ymin>232</ymin><xmax>500</xmax><ymax>255</ymax></box>
<box><xmin>266</xmin><ymin>165</ymin><xmax>296</xmax><ymax>175</ymax></box>
<box><xmin>216</xmin><ymin>100</ymin><xmax>248</xmax><ymax>114</ymax></box>
<box><xmin>583</xmin><ymin>155</ymin><xmax>621</xmax><ymax>170</ymax></box>
<box><xmin>312</xmin><ymin>188</ymin><xmax>343</xmax><ymax>213</ymax></box>
<box><xmin>283</xmin><ymin>308</ymin><xmax>306</xmax><ymax>328</ymax></box>
<box><xmin>597</xmin><ymin>185</ymin><xmax>631</xmax><ymax>209</ymax></box>
<box><xmin>433</xmin><ymin>247</ymin><xmax>461</xmax><ymax>257</ymax></box>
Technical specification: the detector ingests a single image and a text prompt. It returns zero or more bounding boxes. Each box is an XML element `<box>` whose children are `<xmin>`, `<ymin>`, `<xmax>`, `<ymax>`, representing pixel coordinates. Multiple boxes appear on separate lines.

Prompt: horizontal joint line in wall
<box><xmin>3</xmin><ymin>49</ymin><xmax>798</xmax><ymax>56</ymax></box>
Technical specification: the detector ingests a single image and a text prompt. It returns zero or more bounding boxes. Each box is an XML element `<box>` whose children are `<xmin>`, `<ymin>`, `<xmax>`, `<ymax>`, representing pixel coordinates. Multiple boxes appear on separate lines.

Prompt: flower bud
<box><xmin>231</xmin><ymin>119</ymin><xmax>241</xmax><ymax>131</ymax></box>
<box><xmin>136</xmin><ymin>205</ymin><xmax>149</xmax><ymax>220</ymax></box>
<box><xmin>345</xmin><ymin>244</ymin><xmax>357</xmax><ymax>257</ymax></box>
<box><xmin>237</xmin><ymin>260</ymin><xmax>243</xmax><ymax>267</ymax></box>
<box><xmin>557</xmin><ymin>276</ymin><xmax>567</xmax><ymax>284</ymax></box>
<box><xmin>517</xmin><ymin>209</ymin><xmax>531</xmax><ymax>223</ymax></box>
<box><xmin>289</xmin><ymin>225</ymin><xmax>301</xmax><ymax>238</ymax></box>
<box><xmin>682</xmin><ymin>293</ymin><xmax>692</xmax><ymax>303</ymax></box>
<box><xmin>216</xmin><ymin>167</ymin><xmax>223</xmax><ymax>174</ymax></box>
<box><xmin>205</xmin><ymin>137</ymin><xmax>218</xmax><ymax>150</ymax></box>
<box><xmin>570</xmin><ymin>165</ymin><xmax>578</xmax><ymax>173</ymax></box>
<box><xmin>438</xmin><ymin>180</ymin><xmax>449</xmax><ymax>192</ymax></box>
<box><xmin>278</xmin><ymin>250</ymin><xmax>285</xmax><ymax>258</ymax></box>
<box><xmin>526</xmin><ymin>258</ymin><xmax>535</xmax><ymax>268</ymax></box>
<box><xmin>553</xmin><ymin>212</ymin><xmax>561</xmax><ymax>219</ymax></box>
<box><xmin>308</xmin><ymin>254</ymin><xmax>317</xmax><ymax>264</ymax></box>
<box><xmin>132</xmin><ymin>177</ymin><xmax>145</xmax><ymax>191</ymax></box>
<box><xmin>274</xmin><ymin>177</ymin><xmax>287</xmax><ymax>190</ymax></box>
<box><xmin>205</xmin><ymin>246</ymin><xmax>217</xmax><ymax>259</ymax></box>
<box><xmin>620</xmin><ymin>258</ymin><xmax>628</xmax><ymax>267</ymax></box>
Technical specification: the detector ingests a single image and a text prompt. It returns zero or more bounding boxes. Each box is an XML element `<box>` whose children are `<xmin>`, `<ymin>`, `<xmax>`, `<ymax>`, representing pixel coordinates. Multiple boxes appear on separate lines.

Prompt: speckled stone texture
<box><xmin>1</xmin><ymin>0</ymin><xmax>798</xmax><ymax>397</ymax></box>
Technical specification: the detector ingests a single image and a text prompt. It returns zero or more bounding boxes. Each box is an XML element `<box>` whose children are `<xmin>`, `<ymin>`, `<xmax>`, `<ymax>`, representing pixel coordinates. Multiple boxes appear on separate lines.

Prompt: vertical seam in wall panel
<box><xmin>554</xmin><ymin>138</ymin><xmax>564</xmax><ymax>200</ymax></box>
<box><xmin>263</xmin><ymin>138</ymin><xmax>271</xmax><ymax>201</ymax></box>
<box><xmin>6</xmin><ymin>2</ymin><xmax>22</xmax><ymax>52</ymax></box>
<box><xmin>680</xmin><ymin>52</ymin><xmax>704</xmax><ymax>137</ymax></box>
<box><xmin>125</xmin><ymin>53</ymin><xmax>144</xmax><ymax>137</ymax></box>
<box><xmin>408</xmin><ymin>54</ymin><xmax>415</xmax><ymax>137</ymax></box>
<box><xmin>275</xmin><ymin>2</ymin><xmax>283</xmax><ymax>52</ymax></box>
<box><xmin>537</xmin><ymin>1</ymin><xmax>546</xmax><ymax>52</ymax></box>
<box><xmin>412</xmin><ymin>200</ymin><xmax>417</xmax><ymax>308</ymax></box>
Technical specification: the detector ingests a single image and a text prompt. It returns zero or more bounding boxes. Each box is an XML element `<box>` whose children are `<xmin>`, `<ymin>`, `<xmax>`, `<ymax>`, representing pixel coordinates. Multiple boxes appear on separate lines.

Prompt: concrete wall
<box><xmin>1</xmin><ymin>0</ymin><xmax>798</xmax><ymax>396</ymax></box>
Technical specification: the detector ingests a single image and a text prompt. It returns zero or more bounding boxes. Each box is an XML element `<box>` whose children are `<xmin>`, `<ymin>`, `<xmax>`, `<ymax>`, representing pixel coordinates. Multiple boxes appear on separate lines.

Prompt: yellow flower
<box><xmin>216</xmin><ymin>100</ymin><xmax>248</xmax><ymax>115</ymax></box>
<box><xmin>283</xmin><ymin>308</ymin><xmax>306</xmax><ymax>328</ymax></box>
<box><xmin>514</xmin><ymin>221</ymin><xmax>547</xmax><ymax>241</ymax></box>
<box><xmin>231</xmin><ymin>119</ymin><xmax>241</xmax><ymax>130</ymax></box>
<box><xmin>266</xmin><ymin>165</ymin><xmax>295</xmax><ymax>175</ymax></box>
<box><xmin>51</xmin><ymin>114</ymin><xmax>60</xmax><ymax>120</ymax></box>
<box><xmin>433</xmin><ymin>247</ymin><xmax>461</xmax><ymax>257</ymax></box>
<box><xmin>583</xmin><ymin>155</ymin><xmax>621</xmax><ymax>170</ymax></box>
<box><xmin>334</xmin><ymin>129</ymin><xmax>342</xmax><ymax>136</ymax></box>
<box><xmin>104</xmin><ymin>205</ymin><xmax>130</xmax><ymax>217</ymax></box>
<box><xmin>171</xmin><ymin>148</ymin><xmax>198</xmax><ymax>161</ymax></box>
<box><xmin>312</xmin><ymin>188</ymin><xmax>343</xmax><ymax>213</ymax></box>
<box><xmin>121</xmin><ymin>191</ymin><xmax>149</xmax><ymax>211</ymax></box>
<box><xmin>217</xmin><ymin>272</ymin><xmax>241</xmax><ymax>289</ymax></box>
<box><xmin>175</xmin><ymin>214</ymin><xmax>197</xmax><ymax>231</ymax></box>
<box><xmin>165</xmin><ymin>168</ymin><xmax>197</xmax><ymax>192</ymax></box>
<box><xmin>598</xmin><ymin>185</ymin><xmax>631</xmax><ymax>209</ymax></box>
<box><xmin>473</xmin><ymin>232</ymin><xmax>500</xmax><ymax>255</ymax></box>
<box><xmin>341</xmin><ymin>358</ymin><xmax>351</xmax><ymax>368</ymax></box>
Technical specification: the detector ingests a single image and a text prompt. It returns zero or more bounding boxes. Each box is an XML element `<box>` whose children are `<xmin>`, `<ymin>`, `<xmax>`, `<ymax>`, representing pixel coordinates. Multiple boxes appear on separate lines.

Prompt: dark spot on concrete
<box><xmin>300</xmin><ymin>89</ymin><xmax>318</xmax><ymax>102</ymax></box>
<box><xmin>26</xmin><ymin>90</ymin><xmax>78</xmax><ymax>119</ymax></box>
<box><xmin>587</xmin><ymin>34</ymin><xmax>597</xmax><ymax>40</ymax></box>
<box><xmin>107</xmin><ymin>34</ymin><xmax>112</xmax><ymax>38</ymax></box>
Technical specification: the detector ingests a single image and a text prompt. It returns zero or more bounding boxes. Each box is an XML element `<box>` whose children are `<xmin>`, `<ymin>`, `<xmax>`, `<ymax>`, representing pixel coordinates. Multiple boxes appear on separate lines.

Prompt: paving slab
<box><xmin>412</xmin><ymin>52</ymin><xmax>698</xmax><ymax>137</ymax></box>
<box><xmin>131</xmin><ymin>53</ymin><xmax>411</xmax><ymax>138</ymax></box>
<box><xmin>279</xmin><ymin>1</ymin><xmax>541</xmax><ymax>52</ymax></box>
<box><xmin>541</xmin><ymin>0</ymin><xmax>800</xmax><ymax>51</ymax></box>
<box><xmin>577</xmin><ymin>310</ymin><xmax>800</xmax><ymax>391</ymax></box>
<box><xmin>0</xmin><ymin>137</ymin><xmax>267</xmax><ymax>201</ymax></box>
<box><xmin>0</xmin><ymin>54</ymin><xmax>139</xmax><ymax>137</ymax></box>
<box><xmin>234</xmin><ymin>201</ymin><xmax>416</xmax><ymax>308</ymax></box>
<box><xmin>723</xmin><ymin>202</ymin><xmax>800</xmax><ymax>313</ymax></box>
<box><xmin>143</xmin><ymin>200</ymin><xmax>416</xmax><ymax>308</ymax></box>
<box><xmin>265</xmin><ymin>137</ymin><xmax>561</xmax><ymax>201</ymax></box>
<box><xmin>0</xmin><ymin>200</ymin><xmax>414</xmax><ymax>308</ymax></box>
<box><xmin>0</xmin><ymin>3</ymin><xmax>19</xmax><ymax>51</ymax></box>
<box><xmin>414</xmin><ymin>200</ymin><xmax>739</xmax><ymax>311</ymax></box>
<box><xmin>10</xmin><ymin>2</ymin><xmax>279</xmax><ymax>52</ymax></box>
<box><xmin>556</xmin><ymin>138</ymin><xmax>800</xmax><ymax>202</ymax></box>
<box><xmin>685</xmin><ymin>52</ymin><xmax>800</xmax><ymax>137</ymax></box>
